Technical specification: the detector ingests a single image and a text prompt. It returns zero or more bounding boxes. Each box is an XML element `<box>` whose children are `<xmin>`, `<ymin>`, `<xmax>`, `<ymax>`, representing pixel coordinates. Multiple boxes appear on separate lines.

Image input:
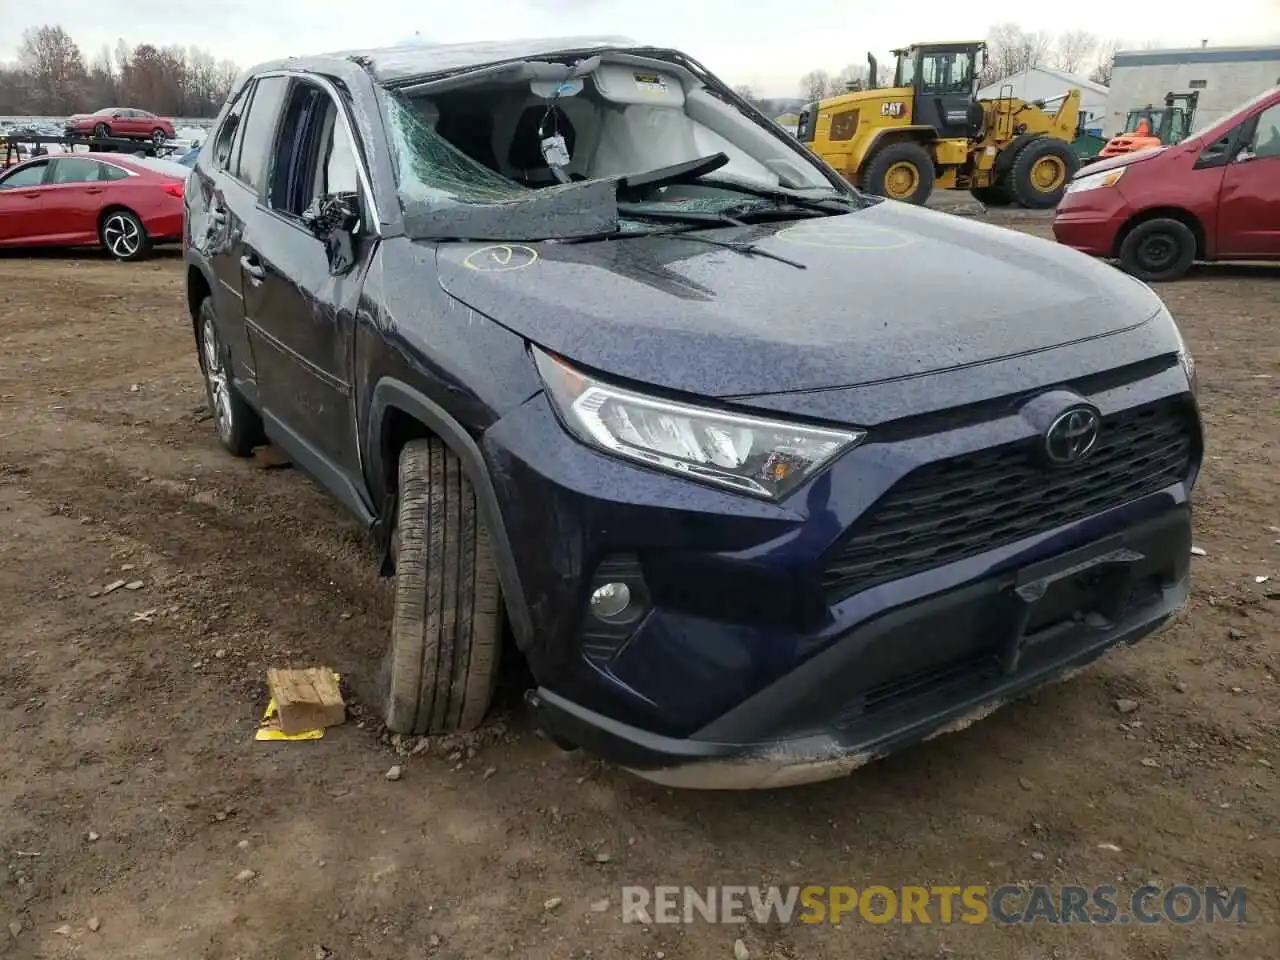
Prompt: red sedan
<box><xmin>65</xmin><ymin>107</ymin><xmax>177</xmax><ymax>146</ymax></box>
<box><xmin>0</xmin><ymin>153</ymin><xmax>188</xmax><ymax>260</ymax></box>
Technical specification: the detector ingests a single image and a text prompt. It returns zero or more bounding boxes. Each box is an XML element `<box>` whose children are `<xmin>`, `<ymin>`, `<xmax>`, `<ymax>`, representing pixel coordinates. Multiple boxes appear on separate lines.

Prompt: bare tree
<box><xmin>212</xmin><ymin>59</ymin><xmax>241</xmax><ymax>104</ymax></box>
<box><xmin>982</xmin><ymin>23</ymin><xmax>1053</xmax><ymax>85</ymax></box>
<box><xmin>1054</xmin><ymin>30</ymin><xmax>1097</xmax><ymax>75</ymax></box>
<box><xmin>835</xmin><ymin>62</ymin><xmax>870</xmax><ymax>93</ymax></box>
<box><xmin>85</xmin><ymin>45</ymin><xmax>118</xmax><ymax>107</ymax></box>
<box><xmin>799</xmin><ymin>69</ymin><xmax>832</xmax><ymax>102</ymax></box>
<box><xmin>732</xmin><ymin>83</ymin><xmax>757</xmax><ymax>105</ymax></box>
<box><xmin>18</xmin><ymin>25</ymin><xmax>87</xmax><ymax>114</ymax></box>
<box><xmin>1090</xmin><ymin>39</ymin><xmax>1121</xmax><ymax>86</ymax></box>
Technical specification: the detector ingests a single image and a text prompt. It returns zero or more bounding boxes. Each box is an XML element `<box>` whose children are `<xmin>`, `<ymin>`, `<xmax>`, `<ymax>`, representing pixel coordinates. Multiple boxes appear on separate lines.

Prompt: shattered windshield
<box><xmin>382</xmin><ymin>92</ymin><xmax>531</xmax><ymax>204</ymax></box>
<box><xmin>377</xmin><ymin>57</ymin><xmax>854</xmax><ymax>241</ymax></box>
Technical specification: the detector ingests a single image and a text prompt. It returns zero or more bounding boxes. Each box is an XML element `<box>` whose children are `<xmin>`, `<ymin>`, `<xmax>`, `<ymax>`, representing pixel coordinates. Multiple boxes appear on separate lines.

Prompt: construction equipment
<box><xmin>796</xmin><ymin>41</ymin><xmax>1082</xmax><ymax>208</ymax></box>
<box><xmin>1090</xmin><ymin>91</ymin><xmax>1199</xmax><ymax>162</ymax></box>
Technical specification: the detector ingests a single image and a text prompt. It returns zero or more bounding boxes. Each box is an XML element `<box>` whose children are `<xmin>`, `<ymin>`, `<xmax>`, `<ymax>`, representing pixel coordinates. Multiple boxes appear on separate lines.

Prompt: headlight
<box><xmin>1169</xmin><ymin>316</ymin><xmax>1197</xmax><ymax>394</ymax></box>
<box><xmin>533</xmin><ymin>347</ymin><xmax>865</xmax><ymax>500</ymax></box>
<box><xmin>1065</xmin><ymin>166</ymin><xmax>1126</xmax><ymax>195</ymax></box>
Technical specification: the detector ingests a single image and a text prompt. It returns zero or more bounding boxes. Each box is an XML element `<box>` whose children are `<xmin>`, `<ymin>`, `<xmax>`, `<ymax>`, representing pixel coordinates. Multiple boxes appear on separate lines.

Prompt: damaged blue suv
<box><xmin>184</xmin><ymin>37</ymin><xmax>1201</xmax><ymax>789</ymax></box>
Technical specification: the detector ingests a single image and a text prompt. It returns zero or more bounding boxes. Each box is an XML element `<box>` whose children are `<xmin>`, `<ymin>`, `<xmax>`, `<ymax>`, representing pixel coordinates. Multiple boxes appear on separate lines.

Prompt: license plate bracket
<box><xmin>998</xmin><ymin>537</ymin><xmax>1146</xmax><ymax>674</ymax></box>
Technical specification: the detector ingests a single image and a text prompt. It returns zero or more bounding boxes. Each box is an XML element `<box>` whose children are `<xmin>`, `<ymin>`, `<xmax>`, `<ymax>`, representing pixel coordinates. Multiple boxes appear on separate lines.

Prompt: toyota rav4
<box><xmin>183</xmin><ymin>37</ymin><xmax>1202</xmax><ymax>789</ymax></box>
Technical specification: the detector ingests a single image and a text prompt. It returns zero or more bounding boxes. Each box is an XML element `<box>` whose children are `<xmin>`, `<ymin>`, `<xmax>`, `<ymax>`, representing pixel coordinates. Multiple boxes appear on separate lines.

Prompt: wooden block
<box><xmin>267</xmin><ymin>667</ymin><xmax>345</xmax><ymax>735</ymax></box>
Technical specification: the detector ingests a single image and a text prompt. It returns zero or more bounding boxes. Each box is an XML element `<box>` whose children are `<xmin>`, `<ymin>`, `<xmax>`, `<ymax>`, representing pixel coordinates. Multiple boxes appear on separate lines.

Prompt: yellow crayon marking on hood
<box><xmin>462</xmin><ymin>244</ymin><xmax>539</xmax><ymax>272</ymax></box>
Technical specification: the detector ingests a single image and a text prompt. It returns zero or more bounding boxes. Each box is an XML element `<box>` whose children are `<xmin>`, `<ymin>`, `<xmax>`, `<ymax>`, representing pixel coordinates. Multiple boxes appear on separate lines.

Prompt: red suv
<box><xmin>65</xmin><ymin>107</ymin><xmax>177</xmax><ymax>146</ymax></box>
<box><xmin>1054</xmin><ymin>87</ymin><xmax>1280</xmax><ymax>281</ymax></box>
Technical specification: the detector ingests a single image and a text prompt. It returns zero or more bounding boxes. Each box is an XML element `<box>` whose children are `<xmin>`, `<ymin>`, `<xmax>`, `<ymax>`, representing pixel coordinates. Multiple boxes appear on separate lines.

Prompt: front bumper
<box><xmin>529</xmin><ymin>507</ymin><xmax>1190</xmax><ymax>789</ymax></box>
<box><xmin>1053</xmin><ymin>188</ymin><xmax>1132</xmax><ymax>256</ymax></box>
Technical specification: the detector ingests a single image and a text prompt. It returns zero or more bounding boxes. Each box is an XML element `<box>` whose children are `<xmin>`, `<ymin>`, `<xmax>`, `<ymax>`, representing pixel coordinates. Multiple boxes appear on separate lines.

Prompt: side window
<box><xmin>100</xmin><ymin>164</ymin><xmax>129</xmax><ymax>181</ymax></box>
<box><xmin>1247</xmin><ymin>105</ymin><xmax>1280</xmax><ymax>159</ymax></box>
<box><xmin>0</xmin><ymin>161</ymin><xmax>49</xmax><ymax>188</ymax></box>
<box><xmin>921</xmin><ymin>53</ymin><xmax>972</xmax><ymax>96</ymax></box>
<box><xmin>322</xmin><ymin>112</ymin><xmax>360</xmax><ymax>197</ymax></box>
<box><xmin>233</xmin><ymin>76</ymin><xmax>290</xmax><ymax>194</ymax></box>
<box><xmin>1199</xmin><ymin>132</ymin><xmax>1235</xmax><ymax>166</ymax></box>
<box><xmin>268</xmin><ymin>79</ymin><xmax>363</xmax><ymax>223</ymax></box>
<box><xmin>898</xmin><ymin>56</ymin><xmax>916</xmax><ymax>88</ymax></box>
<box><xmin>213</xmin><ymin>86</ymin><xmax>250</xmax><ymax>171</ymax></box>
<box><xmin>49</xmin><ymin>157</ymin><xmax>104</xmax><ymax>184</ymax></box>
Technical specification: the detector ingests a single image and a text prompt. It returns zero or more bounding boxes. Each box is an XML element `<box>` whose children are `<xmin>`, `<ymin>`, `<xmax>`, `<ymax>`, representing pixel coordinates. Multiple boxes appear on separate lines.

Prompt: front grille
<box><xmin>822</xmin><ymin>399</ymin><xmax>1197</xmax><ymax>603</ymax></box>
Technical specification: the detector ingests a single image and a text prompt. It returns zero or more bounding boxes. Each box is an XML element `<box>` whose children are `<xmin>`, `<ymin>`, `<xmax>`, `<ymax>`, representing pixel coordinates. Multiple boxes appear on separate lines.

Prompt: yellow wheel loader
<box><xmin>795</xmin><ymin>41</ymin><xmax>1083</xmax><ymax>208</ymax></box>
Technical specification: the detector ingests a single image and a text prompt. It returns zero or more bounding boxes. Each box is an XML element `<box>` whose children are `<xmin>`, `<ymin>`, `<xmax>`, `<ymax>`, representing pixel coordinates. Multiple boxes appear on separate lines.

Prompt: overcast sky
<box><xmin>3</xmin><ymin>0</ymin><xmax>1279</xmax><ymax>97</ymax></box>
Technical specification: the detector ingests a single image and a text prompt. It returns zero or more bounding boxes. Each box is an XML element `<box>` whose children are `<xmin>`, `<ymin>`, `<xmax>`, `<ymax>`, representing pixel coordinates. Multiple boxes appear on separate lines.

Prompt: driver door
<box><xmin>915</xmin><ymin>49</ymin><xmax>977</xmax><ymax>139</ymax></box>
<box><xmin>240</xmin><ymin>77</ymin><xmax>369</xmax><ymax>477</ymax></box>
<box><xmin>1216</xmin><ymin>101</ymin><xmax>1280</xmax><ymax>258</ymax></box>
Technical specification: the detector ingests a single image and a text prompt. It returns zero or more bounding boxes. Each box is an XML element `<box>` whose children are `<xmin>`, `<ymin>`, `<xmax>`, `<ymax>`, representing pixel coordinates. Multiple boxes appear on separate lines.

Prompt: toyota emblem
<box><xmin>1044</xmin><ymin>408</ymin><xmax>1100</xmax><ymax>465</ymax></box>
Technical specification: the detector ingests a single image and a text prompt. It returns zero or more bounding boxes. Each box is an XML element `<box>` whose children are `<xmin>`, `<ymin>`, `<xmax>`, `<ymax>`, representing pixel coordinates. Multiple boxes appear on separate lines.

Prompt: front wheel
<box><xmin>151</xmin><ymin>128</ymin><xmax>167</xmax><ymax>147</ymax></box>
<box><xmin>382</xmin><ymin>437</ymin><xmax>502</xmax><ymax>736</ymax></box>
<box><xmin>92</xmin><ymin>122</ymin><xmax>110</xmax><ymax>139</ymax></box>
<box><xmin>1118</xmin><ymin>218</ymin><xmax>1197</xmax><ymax>282</ymax></box>
<box><xmin>858</xmin><ymin>141</ymin><xmax>935</xmax><ymax>205</ymax></box>
<box><xmin>100</xmin><ymin>209</ymin><xmax>151</xmax><ymax>261</ymax></box>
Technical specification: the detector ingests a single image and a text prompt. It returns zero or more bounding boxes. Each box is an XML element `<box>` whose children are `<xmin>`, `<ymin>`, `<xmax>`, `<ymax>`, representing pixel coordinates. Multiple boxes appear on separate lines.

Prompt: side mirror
<box><xmin>301</xmin><ymin>192</ymin><xmax>361</xmax><ymax>275</ymax></box>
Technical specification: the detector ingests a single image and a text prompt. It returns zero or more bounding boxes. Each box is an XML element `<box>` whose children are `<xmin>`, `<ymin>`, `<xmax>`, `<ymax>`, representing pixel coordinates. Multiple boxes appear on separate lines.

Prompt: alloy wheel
<box><xmin>102</xmin><ymin>214</ymin><xmax>142</xmax><ymax>259</ymax></box>
<box><xmin>201</xmin><ymin>312</ymin><xmax>234</xmax><ymax>444</ymax></box>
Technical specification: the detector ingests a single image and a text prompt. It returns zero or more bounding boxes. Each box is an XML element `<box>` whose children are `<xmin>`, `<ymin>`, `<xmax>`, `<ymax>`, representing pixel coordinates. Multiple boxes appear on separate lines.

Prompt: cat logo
<box><xmin>880</xmin><ymin>102</ymin><xmax>906</xmax><ymax>118</ymax></box>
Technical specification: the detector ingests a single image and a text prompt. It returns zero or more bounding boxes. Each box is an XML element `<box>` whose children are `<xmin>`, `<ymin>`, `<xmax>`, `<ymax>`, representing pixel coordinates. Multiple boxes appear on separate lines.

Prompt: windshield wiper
<box><xmin>612</xmin><ymin>208</ymin><xmax>806</xmax><ymax>269</ymax></box>
<box><xmin>699</xmin><ymin>178</ymin><xmax>865</xmax><ymax>216</ymax></box>
<box><xmin>617</xmin><ymin>152</ymin><xmax>731</xmax><ymax>197</ymax></box>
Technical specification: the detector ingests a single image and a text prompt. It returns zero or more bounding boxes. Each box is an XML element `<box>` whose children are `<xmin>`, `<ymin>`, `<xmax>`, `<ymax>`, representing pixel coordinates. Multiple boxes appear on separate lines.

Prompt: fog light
<box><xmin>589</xmin><ymin>582</ymin><xmax>633</xmax><ymax>621</ymax></box>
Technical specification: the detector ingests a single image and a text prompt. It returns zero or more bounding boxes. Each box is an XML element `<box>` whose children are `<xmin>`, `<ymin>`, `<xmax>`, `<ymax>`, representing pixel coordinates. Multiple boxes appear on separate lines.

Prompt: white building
<box><xmin>1107</xmin><ymin>45</ymin><xmax>1280</xmax><ymax>137</ymax></box>
<box><xmin>977</xmin><ymin>67</ymin><xmax>1110</xmax><ymax>134</ymax></box>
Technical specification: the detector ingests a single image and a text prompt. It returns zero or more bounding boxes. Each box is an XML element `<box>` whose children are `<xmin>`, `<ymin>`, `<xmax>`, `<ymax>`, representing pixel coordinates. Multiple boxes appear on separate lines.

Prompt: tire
<box><xmin>92</xmin><ymin>122</ymin><xmax>110</xmax><ymax>139</ymax></box>
<box><xmin>858</xmin><ymin>141</ymin><xmax>935</xmax><ymax>204</ymax></box>
<box><xmin>99</xmin><ymin>209</ymin><xmax>152</xmax><ymax>262</ymax></box>
<box><xmin>151</xmin><ymin>128</ymin><xmax>167</xmax><ymax>147</ymax></box>
<box><xmin>970</xmin><ymin>185</ymin><xmax>1013</xmax><ymax>206</ymax></box>
<box><xmin>195</xmin><ymin>297</ymin><xmax>263</xmax><ymax>456</ymax></box>
<box><xmin>1118</xmin><ymin>218</ymin><xmax>1197</xmax><ymax>282</ymax></box>
<box><xmin>383</xmin><ymin>438</ymin><xmax>502</xmax><ymax>735</ymax></box>
<box><xmin>1007</xmin><ymin>138</ymin><xmax>1079</xmax><ymax>209</ymax></box>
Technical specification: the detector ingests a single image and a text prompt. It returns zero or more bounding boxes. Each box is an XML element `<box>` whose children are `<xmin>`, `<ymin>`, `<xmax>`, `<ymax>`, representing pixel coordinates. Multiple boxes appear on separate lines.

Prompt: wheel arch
<box><xmin>185</xmin><ymin>263</ymin><xmax>214</xmax><ymax>343</ymax></box>
<box><xmin>1114</xmin><ymin>207</ymin><xmax>1206</xmax><ymax>261</ymax></box>
<box><xmin>857</xmin><ymin>125</ymin><xmax>937</xmax><ymax>168</ymax></box>
<box><xmin>367</xmin><ymin>377</ymin><xmax>534</xmax><ymax>652</ymax></box>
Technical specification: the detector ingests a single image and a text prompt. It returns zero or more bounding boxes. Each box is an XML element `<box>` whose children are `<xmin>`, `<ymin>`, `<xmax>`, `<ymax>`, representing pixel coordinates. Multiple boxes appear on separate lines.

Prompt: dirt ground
<box><xmin>1</xmin><ymin>213</ymin><xmax>1277</xmax><ymax>960</ymax></box>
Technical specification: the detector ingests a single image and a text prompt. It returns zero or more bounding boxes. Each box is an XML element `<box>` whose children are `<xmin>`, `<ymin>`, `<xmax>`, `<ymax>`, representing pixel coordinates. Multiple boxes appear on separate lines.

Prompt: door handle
<box><xmin>84</xmin><ymin>187</ymin><xmax>103</xmax><ymax>195</ymax></box>
<box><xmin>22</xmin><ymin>192</ymin><xmax>40</xmax><ymax>199</ymax></box>
<box><xmin>240</xmin><ymin>255</ymin><xmax>265</xmax><ymax>282</ymax></box>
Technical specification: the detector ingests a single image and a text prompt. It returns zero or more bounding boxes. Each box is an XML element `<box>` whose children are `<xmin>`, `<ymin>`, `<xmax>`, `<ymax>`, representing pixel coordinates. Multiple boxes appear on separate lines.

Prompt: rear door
<box><xmin>196</xmin><ymin>77</ymin><xmax>290</xmax><ymax>385</ymax></box>
<box><xmin>0</xmin><ymin>159</ymin><xmax>52</xmax><ymax>244</ymax></box>
<box><xmin>240</xmin><ymin>76</ymin><xmax>371</xmax><ymax>483</ymax></box>
<box><xmin>118</xmin><ymin>109</ymin><xmax>144</xmax><ymax>138</ymax></box>
<box><xmin>42</xmin><ymin>157</ymin><xmax>109</xmax><ymax>243</ymax></box>
<box><xmin>1216</xmin><ymin>101</ymin><xmax>1280</xmax><ymax>258</ymax></box>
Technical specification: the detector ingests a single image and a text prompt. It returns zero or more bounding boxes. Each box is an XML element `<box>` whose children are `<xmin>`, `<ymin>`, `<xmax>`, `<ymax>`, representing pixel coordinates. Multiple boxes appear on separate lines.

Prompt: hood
<box><xmin>435</xmin><ymin>200</ymin><xmax>1163</xmax><ymax>398</ymax></box>
<box><xmin>1078</xmin><ymin>146</ymin><xmax>1169</xmax><ymax>175</ymax></box>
